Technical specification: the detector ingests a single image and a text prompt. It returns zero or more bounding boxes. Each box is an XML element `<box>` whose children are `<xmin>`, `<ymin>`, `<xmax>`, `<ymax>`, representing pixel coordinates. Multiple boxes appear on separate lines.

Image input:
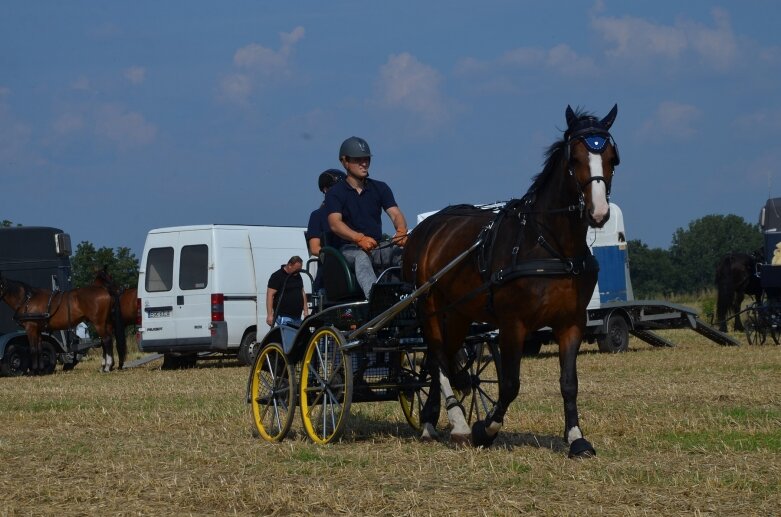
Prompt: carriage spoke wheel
<box><xmin>249</xmin><ymin>343</ymin><xmax>296</xmax><ymax>442</ymax></box>
<box><xmin>454</xmin><ymin>340</ymin><xmax>501</xmax><ymax>425</ymax></box>
<box><xmin>300</xmin><ymin>327</ymin><xmax>352</xmax><ymax>444</ymax></box>
<box><xmin>398</xmin><ymin>349</ymin><xmax>431</xmax><ymax>432</ymax></box>
<box><xmin>744</xmin><ymin>308</ymin><xmax>767</xmax><ymax>346</ymax></box>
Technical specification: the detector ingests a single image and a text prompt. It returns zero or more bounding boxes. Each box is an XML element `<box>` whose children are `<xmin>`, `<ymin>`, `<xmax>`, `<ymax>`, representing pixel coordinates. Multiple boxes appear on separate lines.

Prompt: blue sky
<box><xmin>2</xmin><ymin>1</ymin><xmax>780</xmax><ymax>258</ymax></box>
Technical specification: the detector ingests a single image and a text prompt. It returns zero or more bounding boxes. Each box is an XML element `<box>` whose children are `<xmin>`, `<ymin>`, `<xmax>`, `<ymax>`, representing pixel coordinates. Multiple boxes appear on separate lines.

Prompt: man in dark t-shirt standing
<box><xmin>266</xmin><ymin>256</ymin><xmax>308</xmax><ymax>326</ymax></box>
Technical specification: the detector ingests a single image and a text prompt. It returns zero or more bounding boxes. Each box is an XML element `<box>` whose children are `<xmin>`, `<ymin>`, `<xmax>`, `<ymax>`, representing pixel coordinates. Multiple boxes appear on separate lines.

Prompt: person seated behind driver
<box><xmin>266</xmin><ymin>256</ymin><xmax>309</xmax><ymax>327</ymax></box>
<box><xmin>307</xmin><ymin>169</ymin><xmax>347</xmax><ymax>293</ymax></box>
<box><xmin>325</xmin><ymin>136</ymin><xmax>408</xmax><ymax>299</ymax></box>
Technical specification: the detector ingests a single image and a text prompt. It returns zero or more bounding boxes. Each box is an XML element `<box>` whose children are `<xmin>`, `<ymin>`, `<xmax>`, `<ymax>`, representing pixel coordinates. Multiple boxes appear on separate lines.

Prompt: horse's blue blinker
<box><xmin>581</xmin><ymin>134</ymin><xmax>607</xmax><ymax>153</ymax></box>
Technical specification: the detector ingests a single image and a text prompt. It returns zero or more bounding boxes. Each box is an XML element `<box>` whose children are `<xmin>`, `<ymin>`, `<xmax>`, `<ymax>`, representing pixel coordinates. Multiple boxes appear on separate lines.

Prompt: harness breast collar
<box><xmin>478</xmin><ymin>199</ymin><xmax>599</xmax><ymax>288</ymax></box>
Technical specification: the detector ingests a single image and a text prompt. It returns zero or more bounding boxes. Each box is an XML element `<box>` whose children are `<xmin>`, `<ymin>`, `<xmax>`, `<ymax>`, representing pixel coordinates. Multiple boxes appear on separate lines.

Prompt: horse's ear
<box><xmin>565</xmin><ymin>105</ymin><xmax>577</xmax><ymax>128</ymax></box>
<box><xmin>600</xmin><ymin>104</ymin><xmax>618</xmax><ymax>130</ymax></box>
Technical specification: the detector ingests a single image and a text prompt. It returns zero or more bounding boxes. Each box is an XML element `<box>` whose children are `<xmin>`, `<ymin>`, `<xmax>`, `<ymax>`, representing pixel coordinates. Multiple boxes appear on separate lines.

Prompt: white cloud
<box><xmin>71</xmin><ymin>76</ymin><xmax>91</xmax><ymax>91</ymax></box>
<box><xmin>51</xmin><ymin>112</ymin><xmax>84</xmax><ymax>135</ymax></box>
<box><xmin>218</xmin><ymin>73</ymin><xmax>252</xmax><ymax>104</ymax></box>
<box><xmin>375</xmin><ymin>52</ymin><xmax>447</xmax><ymax>125</ymax></box>
<box><xmin>458</xmin><ymin>43</ymin><xmax>596</xmax><ymax>79</ymax></box>
<box><xmin>95</xmin><ymin>104</ymin><xmax>157</xmax><ymax>149</ymax></box>
<box><xmin>124</xmin><ymin>66</ymin><xmax>146</xmax><ymax>85</ymax></box>
<box><xmin>591</xmin><ymin>8</ymin><xmax>738</xmax><ymax>70</ymax></box>
<box><xmin>219</xmin><ymin>26</ymin><xmax>305</xmax><ymax>103</ymax></box>
<box><xmin>640</xmin><ymin>101</ymin><xmax>701</xmax><ymax>139</ymax></box>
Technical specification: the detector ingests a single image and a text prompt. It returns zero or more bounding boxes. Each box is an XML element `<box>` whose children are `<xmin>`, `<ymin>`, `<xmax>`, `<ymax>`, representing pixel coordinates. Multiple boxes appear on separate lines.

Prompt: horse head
<box><xmin>564</xmin><ymin>104</ymin><xmax>620</xmax><ymax>228</ymax></box>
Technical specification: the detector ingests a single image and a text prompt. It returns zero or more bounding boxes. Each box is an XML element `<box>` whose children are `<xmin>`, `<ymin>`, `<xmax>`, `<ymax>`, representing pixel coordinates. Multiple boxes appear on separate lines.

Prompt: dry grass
<box><xmin>1</xmin><ymin>332</ymin><xmax>779</xmax><ymax>516</ymax></box>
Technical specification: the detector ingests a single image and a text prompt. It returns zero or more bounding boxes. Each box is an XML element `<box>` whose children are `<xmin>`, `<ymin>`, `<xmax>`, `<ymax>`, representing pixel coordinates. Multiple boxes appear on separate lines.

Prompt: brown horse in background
<box><xmin>402</xmin><ymin>105</ymin><xmax>620</xmax><ymax>457</ymax></box>
<box><xmin>715</xmin><ymin>251</ymin><xmax>763</xmax><ymax>332</ymax></box>
<box><xmin>0</xmin><ymin>274</ymin><xmax>125</xmax><ymax>373</ymax></box>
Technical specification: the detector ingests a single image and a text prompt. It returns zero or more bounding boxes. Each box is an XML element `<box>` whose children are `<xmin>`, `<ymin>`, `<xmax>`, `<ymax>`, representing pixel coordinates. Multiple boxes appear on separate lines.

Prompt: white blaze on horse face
<box><xmin>588</xmin><ymin>152</ymin><xmax>609</xmax><ymax>224</ymax></box>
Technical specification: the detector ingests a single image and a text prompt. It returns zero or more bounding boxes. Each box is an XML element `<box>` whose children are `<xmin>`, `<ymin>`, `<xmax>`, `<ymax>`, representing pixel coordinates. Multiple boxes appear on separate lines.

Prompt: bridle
<box><xmin>564</xmin><ymin>119</ymin><xmax>620</xmax><ymax>203</ymax></box>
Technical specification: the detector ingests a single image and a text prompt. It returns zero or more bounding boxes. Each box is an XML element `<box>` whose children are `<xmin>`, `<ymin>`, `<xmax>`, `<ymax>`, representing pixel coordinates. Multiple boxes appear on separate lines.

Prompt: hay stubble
<box><xmin>1</xmin><ymin>333</ymin><xmax>779</xmax><ymax>516</ymax></box>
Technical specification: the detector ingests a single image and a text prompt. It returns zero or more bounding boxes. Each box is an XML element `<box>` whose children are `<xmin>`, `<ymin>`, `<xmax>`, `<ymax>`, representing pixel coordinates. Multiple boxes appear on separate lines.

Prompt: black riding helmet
<box><xmin>318</xmin><ymin>169</ymin><xmax>346</xmax><ymax>193</ymax></box>
<box><xmin>339</xmin><ymin>136</ymin><xmax>372</xmax><ymax>159</ymax></box>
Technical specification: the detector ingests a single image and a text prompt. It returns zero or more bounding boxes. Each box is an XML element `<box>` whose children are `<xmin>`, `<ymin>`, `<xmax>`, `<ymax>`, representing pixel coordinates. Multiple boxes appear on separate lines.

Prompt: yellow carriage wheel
<box><xmin>300</xmin><ymin>327</ymin><xmax>352</xmax><ymax>444</ymax></box>
<box><xmin>398</xmin><ymin>349</ymin><xmax>431</xmax><ymax>432</ymax></box>
<box><xmin>249</xmin><ymin>343</ymin><xmax>296</xmax><ymax>442</ymax></box>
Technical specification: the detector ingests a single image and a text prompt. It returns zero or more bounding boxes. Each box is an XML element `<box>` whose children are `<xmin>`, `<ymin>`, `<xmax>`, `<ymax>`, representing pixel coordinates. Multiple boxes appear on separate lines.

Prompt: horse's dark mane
<box><xmin>523</xmin><ymin>108</ymin><xmax>595</xmax><ymax>203</ymax></box>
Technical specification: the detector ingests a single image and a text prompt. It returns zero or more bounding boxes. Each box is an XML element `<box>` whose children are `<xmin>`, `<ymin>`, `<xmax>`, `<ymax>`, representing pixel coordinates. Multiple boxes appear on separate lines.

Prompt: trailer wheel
<box><xmin>249</xmin><ymin>342</ymin><xmax>296</xmax><ymax>442</ymax></box>
<box><xmin>300</xmin><ymin>327</ymin><xmax>352</xmax><ymax>444</ymax></box>
<box><xmin>0</xmin><ymin>342</ymin><xmax>30</xmax><ymax>377</ymax></box>
<box><xmin>39</xmin><ymin>341</ymin><xmax>58</xmax><ymax>375</ymax></box>
<box><xmin>597</xmin><ymin>314</ymin><xmax>629</xmax><ymax>353</ymax></box>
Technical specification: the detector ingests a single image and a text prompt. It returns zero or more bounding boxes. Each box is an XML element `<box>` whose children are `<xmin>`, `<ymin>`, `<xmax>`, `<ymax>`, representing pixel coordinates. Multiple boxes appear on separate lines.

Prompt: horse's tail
<box><xmin>111</xmin><ymin>292</ymin><xmax>127</xmax><ymax>365</ymax></box>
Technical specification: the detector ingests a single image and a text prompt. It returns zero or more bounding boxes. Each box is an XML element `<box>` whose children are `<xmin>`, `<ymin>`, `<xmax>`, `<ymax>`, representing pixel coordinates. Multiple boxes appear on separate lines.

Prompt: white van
<box><xmin>137</xmin><ymin>224</ymin><xmax>310</xmax><ymax>368</ymax></box>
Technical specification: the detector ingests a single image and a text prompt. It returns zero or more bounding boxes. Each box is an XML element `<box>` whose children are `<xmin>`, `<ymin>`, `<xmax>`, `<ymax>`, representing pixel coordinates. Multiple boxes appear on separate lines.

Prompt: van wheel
<box><xmin>162</xmin><ymin>353</ymin><xmax>197</xmax><ymax>370</ymax></box>
<box><xmin>238</xmin><ymin>331</ymin><xmax>257</xmax><ymax>366</ymax></box>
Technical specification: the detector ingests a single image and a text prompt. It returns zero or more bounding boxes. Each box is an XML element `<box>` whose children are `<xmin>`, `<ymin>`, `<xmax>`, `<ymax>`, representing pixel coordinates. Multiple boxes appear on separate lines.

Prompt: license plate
<box><xmin>147</xmin><ymin>310</ymin><xmax>171</xmax><ymax>318</ymax></box>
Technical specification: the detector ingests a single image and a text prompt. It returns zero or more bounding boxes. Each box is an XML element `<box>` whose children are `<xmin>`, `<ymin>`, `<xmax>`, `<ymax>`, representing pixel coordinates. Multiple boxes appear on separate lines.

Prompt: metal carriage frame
<box><xmin>246</xmin><ymin>241</ymin><xmax>502</xmax><ymax>444</ymax></box>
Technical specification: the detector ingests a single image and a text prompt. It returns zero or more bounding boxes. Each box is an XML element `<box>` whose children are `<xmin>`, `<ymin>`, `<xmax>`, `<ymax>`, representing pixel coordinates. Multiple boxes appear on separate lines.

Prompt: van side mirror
<box><xmin>55</xmin><ymin>233</ymin><xmax>72</xmax><ymax>257</ymax></box>
<box><xmin>760</xmin><ymin>207</ymin><xmax>766</xmax><ymax>229</ymax></box>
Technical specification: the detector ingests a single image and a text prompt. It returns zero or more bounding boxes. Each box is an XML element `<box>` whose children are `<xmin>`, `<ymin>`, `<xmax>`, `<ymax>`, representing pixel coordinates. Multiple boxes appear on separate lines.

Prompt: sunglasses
<box><xmin>346</xmin><ymin>156</ymin><xmax>371</xmax><ymax>164</ymax></box>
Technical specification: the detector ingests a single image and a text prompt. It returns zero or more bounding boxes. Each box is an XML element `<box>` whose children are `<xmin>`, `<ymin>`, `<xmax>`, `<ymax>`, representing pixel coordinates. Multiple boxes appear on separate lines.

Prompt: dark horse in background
<box><xmin>715</xmin><ymin>251</ymin><xmax>763</xmax><ymax>332</ymax></box>
<box><xmin>403</xmin><ymin>105</ymin><xmax>620</xmax><ymax>457</ymax></box>
<box><xmin>0</xmin><ymin>274</ymin><xmax>126</xmax><ymax>373</ymax></box>
<box><xmin>92</xmin><ymin>267</ymin><xmax>138</xmax><ymax>329</ymax></box>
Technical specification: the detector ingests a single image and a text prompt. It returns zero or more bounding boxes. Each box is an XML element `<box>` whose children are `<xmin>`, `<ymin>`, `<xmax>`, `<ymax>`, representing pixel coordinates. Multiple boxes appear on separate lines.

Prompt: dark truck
<box><xmin>0</xmin><ymin>227</ymin><xmax>95</xmax><ymax>375</ymax></box>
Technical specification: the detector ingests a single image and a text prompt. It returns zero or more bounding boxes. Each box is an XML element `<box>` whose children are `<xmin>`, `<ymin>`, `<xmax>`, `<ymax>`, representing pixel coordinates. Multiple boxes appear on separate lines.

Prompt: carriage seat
<box><xmin>319</xmin><ymin>246</ymin><xmax>365</xmax><ymax>304</ymax></box>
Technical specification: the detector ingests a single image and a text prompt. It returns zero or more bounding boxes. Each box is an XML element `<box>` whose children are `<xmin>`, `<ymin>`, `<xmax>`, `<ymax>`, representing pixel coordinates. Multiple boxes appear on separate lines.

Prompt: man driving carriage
<box><xmin>325</xmin><ymin>136</ymin><xmax>409</xmax><ymax>299</ymax></box>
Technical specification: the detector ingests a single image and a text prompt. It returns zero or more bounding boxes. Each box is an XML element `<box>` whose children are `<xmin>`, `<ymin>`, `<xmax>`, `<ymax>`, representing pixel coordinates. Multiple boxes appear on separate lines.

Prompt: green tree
<box><xmin>71</xmin><ymin>241</ymin><xmax>139</xmax><ymax>289</ymax></box>
<box><xmin>626</xmin><ymin>239</ymin><xmax>676</xmax><ymax>298</ymax></box>
<box><xmin>669</xmin><ymin>214</ymin><xmax>762</xmax><ymax>293</ymax></box>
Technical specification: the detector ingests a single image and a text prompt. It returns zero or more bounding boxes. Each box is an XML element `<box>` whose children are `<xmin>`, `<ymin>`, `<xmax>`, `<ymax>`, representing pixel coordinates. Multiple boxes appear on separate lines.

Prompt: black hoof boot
<box><xmin>471</xmin><ymin>420</ymin><xmax>498</xmax><ymax>448</ymax></box>
<box><xmin>568</xmin><ymin>437</ymin><xmax>596</xmax><ymax>458</ymax></box>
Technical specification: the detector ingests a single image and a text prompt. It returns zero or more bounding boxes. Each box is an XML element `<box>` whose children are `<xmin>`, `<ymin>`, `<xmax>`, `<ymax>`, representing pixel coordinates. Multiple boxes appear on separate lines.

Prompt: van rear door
<box><xmin>140</xmin><ymin>243</ymin><xmax>177</xmax><ymax>345</ymax></box>
<box><xmin>174</xmin><ymin>232</ymin><xmax>211</xmax><ymax>346</ymax></box>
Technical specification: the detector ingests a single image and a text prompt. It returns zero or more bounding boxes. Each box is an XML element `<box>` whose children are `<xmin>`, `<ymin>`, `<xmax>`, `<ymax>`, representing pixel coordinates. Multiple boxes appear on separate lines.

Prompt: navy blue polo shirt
<box><xmin>306</xmin><ymin>204</ymin><xmax>344</xmax><ymax>250</ymax></box>
<box><xmin>324</xmin><ymin>178</ymin><xmax>397</xmax><ymax>242</ymax></box>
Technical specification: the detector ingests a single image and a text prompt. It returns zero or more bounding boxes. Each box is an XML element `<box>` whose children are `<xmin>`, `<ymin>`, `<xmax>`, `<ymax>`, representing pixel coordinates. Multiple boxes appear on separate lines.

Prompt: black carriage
<box><xmin>742</xmin><ymin>198</ymin><xmax>781</xmax><ymax>345</ymax></box>
<box><xmin>245</xmin><ymin>244</ymin><xmax>501</xmax><ymax>444</ymax></box>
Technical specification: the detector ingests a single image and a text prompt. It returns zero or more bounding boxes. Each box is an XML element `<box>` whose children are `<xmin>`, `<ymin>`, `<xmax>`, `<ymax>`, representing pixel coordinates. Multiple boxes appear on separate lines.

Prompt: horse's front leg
<box><xmin>472</xmin><ymin>327</ymin><xmax>523</xmax><ymax>448</ymax></box>
<box><xmin>557</xmin><ymin>326</ymin><xmax>596</xmax><ymax>458</ymax></box>
<box><xmin>25</xmin><ymin>326</ymin><xmax>42</xmax><ymax>374</ymax></box>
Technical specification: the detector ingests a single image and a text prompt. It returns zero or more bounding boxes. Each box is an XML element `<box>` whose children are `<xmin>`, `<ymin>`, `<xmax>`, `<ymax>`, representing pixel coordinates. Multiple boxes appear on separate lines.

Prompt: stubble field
<box><xmin>1</xmin><ymin>331</ymin><xmax>779</xmax><ymax>516</ymax></box>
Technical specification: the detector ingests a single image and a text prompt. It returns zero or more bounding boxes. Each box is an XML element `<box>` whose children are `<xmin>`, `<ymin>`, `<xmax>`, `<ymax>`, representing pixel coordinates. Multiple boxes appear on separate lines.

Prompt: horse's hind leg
<box><xmin>419</xmin><ymin>360</ymin><xmax>441</xmax><ymax>441</ymax></box>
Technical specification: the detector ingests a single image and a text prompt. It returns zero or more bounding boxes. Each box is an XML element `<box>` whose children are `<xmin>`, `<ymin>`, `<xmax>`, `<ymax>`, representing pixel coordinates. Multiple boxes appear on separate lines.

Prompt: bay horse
<box><xmin>0</xmin><ymin>274</ymin><xmax>125</xmax><ymax>373</ymax></box>
<box><xmin>715</xmin><ymin>251</ymin><xmax>763</xmax><ymax>332</ymax></box>
<box><xmin>402</xmin><ymin>105</ymin><xmax>619</xmax><ymax>457</ymax></box>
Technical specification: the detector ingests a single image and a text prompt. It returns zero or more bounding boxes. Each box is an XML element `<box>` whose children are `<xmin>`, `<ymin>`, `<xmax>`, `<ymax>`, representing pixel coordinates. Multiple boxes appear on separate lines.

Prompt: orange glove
<box><xmin>393</xmin><ymin>227</ymin><xmax>408</xmax><ymax>247</ymax></box>
<box><xmin>354</xmin><ymin>233</ymin><xmax>378</xmax><ymax>253</ymax></box>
